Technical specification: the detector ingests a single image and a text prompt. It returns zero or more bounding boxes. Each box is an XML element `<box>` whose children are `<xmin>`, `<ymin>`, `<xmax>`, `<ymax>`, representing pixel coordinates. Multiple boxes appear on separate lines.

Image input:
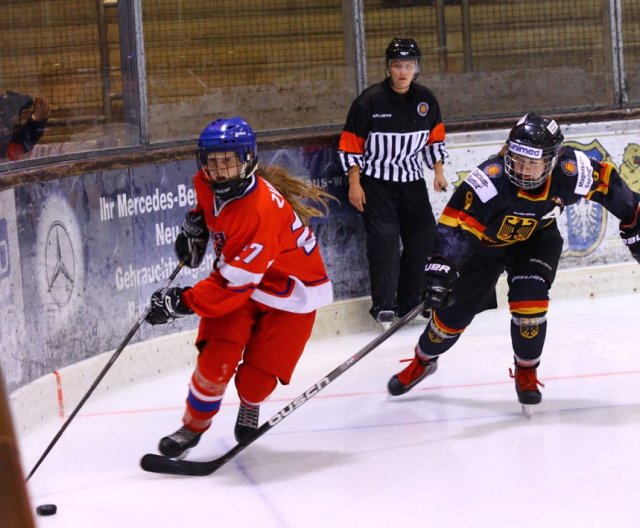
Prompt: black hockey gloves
<box><xmin>422</xmin><ymin>256</ymin><xmax>459</xmax><ymax>310</ymax></box>
<box><xmin>620</xmin><ymin>204</ymin><xmax>640</xmax><ymax>264</ymax></box>
<box><xmin>175</xmin><ymin>211</ymin><xmax>209</xmax><ymax>268</ymax></box>
<box><xmin>146</xmin><ymin>287</ymin><xmax>194</xmax><ymax>325</ymax></box>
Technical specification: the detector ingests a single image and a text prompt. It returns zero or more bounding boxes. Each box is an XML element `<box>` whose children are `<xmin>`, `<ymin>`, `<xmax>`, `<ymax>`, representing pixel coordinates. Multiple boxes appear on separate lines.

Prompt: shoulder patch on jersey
<box><xmin>465</xmin><ymin>168</ymin><xmax>498</xmax><ymax>203</ymax></box>
<box><xmin>483</xmin><ymin>163</ymin><xmax>503</xmax><ymax>178</ymax></box>
<box><xmin>573</xmin><ymin>150</ymin><xmax>594</xmax><ymax>196</ymax></box>
<box><xmin>417</xmin><ymin>102</ymin><xmax>429</xmax><ymax>116</ymax></box>
<box><xmin>561</xmin><ymin>159</ymin><xmax>578</xmax><ymax>176</ymax></box>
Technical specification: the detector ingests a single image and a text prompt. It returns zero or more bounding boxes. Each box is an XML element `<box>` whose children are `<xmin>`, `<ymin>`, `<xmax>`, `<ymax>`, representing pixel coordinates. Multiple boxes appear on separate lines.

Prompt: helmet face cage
<box><xmin>197</xmin><ymin>117</ymin><xmax>258</xmax><ymax>198</ymax></box>
<box><xmin>504</xmin><ymin>114</ymin><xmax>564</xmax><ymax>190</ymax></box>
<box><xmin>385</xmin><ymin>38</ymin><xmax>421</xmax><ymax>77</ymax></box>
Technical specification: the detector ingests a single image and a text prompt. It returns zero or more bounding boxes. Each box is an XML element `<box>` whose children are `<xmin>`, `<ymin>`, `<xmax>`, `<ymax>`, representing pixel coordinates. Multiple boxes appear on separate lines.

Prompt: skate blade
<box><xmin>521</xmin><ymin>404</ymin><xmax>533</xmax><ymax>418</ymax></box>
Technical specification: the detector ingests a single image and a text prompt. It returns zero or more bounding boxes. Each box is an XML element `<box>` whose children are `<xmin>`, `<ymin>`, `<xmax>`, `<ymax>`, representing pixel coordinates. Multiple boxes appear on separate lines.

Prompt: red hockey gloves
<box><xmin>619</xmin><ymin>204</ymin><xmax>640</xmax><ymax>264</ymax></box>
<box><xmin>145</xmin><ymin>287</ymin><xmax>194</xmax><ymax>325</ymax></box>
<box><xmin>422</xmin><ymin>256</ymin><xmax>459</xmax><ymax>310</ymax></box>
<box><xmin>175</xmin><ymin>211</ymin><xmax>209</xmax><ymax>268</ymax></box>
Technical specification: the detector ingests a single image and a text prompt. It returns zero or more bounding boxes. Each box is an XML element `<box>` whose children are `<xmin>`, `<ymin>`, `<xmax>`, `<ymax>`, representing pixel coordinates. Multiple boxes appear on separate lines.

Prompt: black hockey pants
<box><xmin>418</xmin><ymin>225</ymin><xmax>564</xmax><ymax>360</ymax></box>
<box><xmin>361</xmin><ymin>176</ymin><xmax>437</xmax><ymax>315</ymax></box>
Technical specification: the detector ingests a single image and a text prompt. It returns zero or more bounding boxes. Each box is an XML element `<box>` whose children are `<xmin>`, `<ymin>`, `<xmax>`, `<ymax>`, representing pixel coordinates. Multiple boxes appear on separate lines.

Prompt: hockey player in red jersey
<box><xmin>145</xmin><ymin>117</ymin><xmax>335</xmax><ymax>457</ymax></box>
<box><xmin>387</xmin><ymin>113</ymin><xmax>640</xmax><ymax>415</ymax></box>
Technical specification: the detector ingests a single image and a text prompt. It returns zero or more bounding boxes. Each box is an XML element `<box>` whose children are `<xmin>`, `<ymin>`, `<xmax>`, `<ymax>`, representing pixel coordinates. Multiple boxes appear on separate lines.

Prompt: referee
<box><xmin>338</xmin><ymin>37</ymin><xmax>449</xmax><ymax>327</ymax></box>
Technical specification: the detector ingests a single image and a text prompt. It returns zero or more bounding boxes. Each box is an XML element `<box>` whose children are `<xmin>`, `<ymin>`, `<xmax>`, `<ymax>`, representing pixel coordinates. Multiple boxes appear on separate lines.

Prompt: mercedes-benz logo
<box><xmin>45</xmin><ymin>220</ymin><xmax>75</xmax><ymax>306</ymax></box>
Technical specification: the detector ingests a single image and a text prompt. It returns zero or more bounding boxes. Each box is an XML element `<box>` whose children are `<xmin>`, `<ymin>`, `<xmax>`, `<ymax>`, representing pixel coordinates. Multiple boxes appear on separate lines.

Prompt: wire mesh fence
<box><xmin>141</xmin><ymin>0</ymin><xmax>352</xmax><ymax>141</ymax></box>
<box><xmin>623</xmin><ymin>0</ymin><xmax>640</xmax><ymax>102</ymax></box>
<box><xmin>0</xmin><ymin>0</ymin><xmax>639</xmax><ymax>162</ymax></box>
<box><xmin>364</xmin><ymin>0</ymin><xmax>616</xmax><ymax>119</ymax></box>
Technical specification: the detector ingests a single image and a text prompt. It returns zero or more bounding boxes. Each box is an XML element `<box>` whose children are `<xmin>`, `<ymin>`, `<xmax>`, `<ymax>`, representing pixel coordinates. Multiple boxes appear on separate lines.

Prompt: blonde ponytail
<box><xmin>258</xmin><ymin>165</ymin><xmax>338</xmax><ymax>224</ymax></box>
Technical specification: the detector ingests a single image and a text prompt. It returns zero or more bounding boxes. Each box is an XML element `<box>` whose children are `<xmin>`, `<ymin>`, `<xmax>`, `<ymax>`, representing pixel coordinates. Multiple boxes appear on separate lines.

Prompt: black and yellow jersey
<box><xmin>437</xmin><ymin>146</ymin><xmax>640</xmax><ymax>268</ymax></box>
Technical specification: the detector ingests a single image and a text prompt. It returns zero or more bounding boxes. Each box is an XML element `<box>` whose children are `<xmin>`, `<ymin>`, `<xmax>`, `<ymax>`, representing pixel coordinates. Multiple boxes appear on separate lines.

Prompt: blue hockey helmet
<box><xmin>197</xmin><ymin>117</ymin><xmax>258</xmax><ymax>198</ymax></box>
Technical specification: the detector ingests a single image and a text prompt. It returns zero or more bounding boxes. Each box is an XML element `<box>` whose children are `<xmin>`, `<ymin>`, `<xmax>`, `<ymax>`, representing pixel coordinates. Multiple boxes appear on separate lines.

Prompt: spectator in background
<box><xmin>0</xmin><ymin>91</ymin><xmax>51</xmax><ymax>161</ymax></box>
<box><xmin>338</xmin><ymin>37</ymin><xmax>449</xmax><ymax>329</ymax></box>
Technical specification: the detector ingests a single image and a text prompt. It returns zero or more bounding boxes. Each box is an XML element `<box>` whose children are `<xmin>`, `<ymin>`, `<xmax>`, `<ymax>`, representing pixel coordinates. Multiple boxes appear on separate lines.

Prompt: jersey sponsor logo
<box><xmin>372</xmin><ymin>113</ymin><xmax>392</xmax><ymax>118</ymax></box>
<box><xmin>561</xmin><ymin>159</ymin><xmax>578</xmax><ymax>176</ymax></box>
<box><xmin>496</xmin><ymin>215</ymin><xmax>538</xmax><ymax>242</ymax></box>
<box><xmin>511</xmin><ymin>211</ymin><xmax>536</xmax><ymax>217</ymax></box>
<box><xmin>509</xmin><ymin>142</ymin><xmax>543</xmax><ymax>159</ymax></box>
<box><xmin>267</xmin><ymin>377</ymin><xmax>331</xmax><ymax>425</ymax></box>
<box><xmin>465</xmin><ymin>168</ymin><xmax>498</xmax><ymax>203</ymax></box>
<box><xmin>483</xmin><ymin>163</ymin><xmax>503</xmax><ymax>177</ymax></box>
<box><xmin>417</xmin><ymin>102</ymin><xmax>429</xmax><ymax>116</ymax></box>
<box><xmin>573</xmin><ymin>150</ymin><xmax>594</xmax><ymax>195</ymax></box>
<box><xmin>561</xmin><ymin>140</ymin><xmax>607</xmax><ymax>257</ymax></box>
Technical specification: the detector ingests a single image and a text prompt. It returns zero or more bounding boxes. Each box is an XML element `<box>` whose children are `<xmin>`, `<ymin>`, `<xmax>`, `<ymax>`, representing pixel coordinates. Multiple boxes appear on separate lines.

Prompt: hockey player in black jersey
<box><xmin>387</xmin><ymin>113</ymin><xmax>640</xmax><ymax>414</ymax></box>
<box><xmin>338</xmin><ymin>37</ymin><xmax>448</xmax><ymax>329</ymax></box>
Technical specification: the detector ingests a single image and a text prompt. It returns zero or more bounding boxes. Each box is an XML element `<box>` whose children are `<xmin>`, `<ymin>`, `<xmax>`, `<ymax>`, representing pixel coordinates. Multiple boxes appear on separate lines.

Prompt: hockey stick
<box><xmin>26</xmin><ymin>259</ymin><xmax>186</xmax><ymax>481</ymax></box>
<box><xmin>139</xmin><ymin>301</ymin><xmax>426</xmax><ymax>477</ymax></box>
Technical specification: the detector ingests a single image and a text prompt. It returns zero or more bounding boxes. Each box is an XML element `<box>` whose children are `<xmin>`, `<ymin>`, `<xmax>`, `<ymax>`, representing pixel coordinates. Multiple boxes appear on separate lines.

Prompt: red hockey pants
<box><xmin>182</xmin><ymin>299</ymin><xmax>316</xmax><ymax>432</ymax></box>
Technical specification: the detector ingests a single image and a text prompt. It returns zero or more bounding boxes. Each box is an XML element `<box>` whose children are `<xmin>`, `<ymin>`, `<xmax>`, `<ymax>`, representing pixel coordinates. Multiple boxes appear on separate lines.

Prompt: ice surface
<box><xmin>18</xmin><ymin>293</ymin><xmax>640</xmax><ymax>527</ymax></box>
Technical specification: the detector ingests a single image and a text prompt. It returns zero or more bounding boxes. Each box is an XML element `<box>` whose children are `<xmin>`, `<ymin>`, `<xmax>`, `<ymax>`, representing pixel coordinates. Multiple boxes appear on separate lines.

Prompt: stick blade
<box><xmin>140</xmin><ymin>453</ymin><xmax>221</xmax><ymax>476</ymax></box>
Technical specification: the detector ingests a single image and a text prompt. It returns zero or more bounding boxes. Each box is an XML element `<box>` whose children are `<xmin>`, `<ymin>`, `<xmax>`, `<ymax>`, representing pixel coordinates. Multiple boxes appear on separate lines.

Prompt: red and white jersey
<box><xmin>182</xmin><ymin>171</ymin><xmax>333</xmax><ymax>318</ymax></box>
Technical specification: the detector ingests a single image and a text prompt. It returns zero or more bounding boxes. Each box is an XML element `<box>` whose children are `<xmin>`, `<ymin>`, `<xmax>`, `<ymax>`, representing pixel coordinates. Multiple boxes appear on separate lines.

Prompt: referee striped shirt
<box><xmin>338</xmin><ymin>78</ymin><xmax>448</xmax><ymax>183</ymax></box>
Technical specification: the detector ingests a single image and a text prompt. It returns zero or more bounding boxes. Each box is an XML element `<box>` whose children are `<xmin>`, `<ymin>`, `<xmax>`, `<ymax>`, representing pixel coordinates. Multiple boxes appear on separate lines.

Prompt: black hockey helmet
<box><xmin>385</xmin><ymin>38</ymin><xmax>421</xmax><ymax>78</ymax></box>
<box><xmin>385</xmin><ymin>37</ymin><xmax>421</xmax><ymax>62</ymax></box>
<box><xmin>504</xmin><ymin>113</ymin><xmax>564</xmax><ymax>190</ymax></box>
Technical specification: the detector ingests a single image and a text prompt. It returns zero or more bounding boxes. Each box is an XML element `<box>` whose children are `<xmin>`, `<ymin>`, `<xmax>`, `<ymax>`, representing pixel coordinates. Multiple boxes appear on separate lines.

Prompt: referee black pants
<box><xmin>361</xmin><ymin>176</ymin><xmax>437</xmax><ymax>315</ymax></box>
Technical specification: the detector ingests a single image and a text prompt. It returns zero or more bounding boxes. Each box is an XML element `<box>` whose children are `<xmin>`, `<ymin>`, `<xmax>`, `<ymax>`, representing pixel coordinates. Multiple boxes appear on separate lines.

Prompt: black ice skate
<box><xmin>370</xmin><ymin>305</ymin><xmax>397</xmax><ymax>331</ymax></box>
<box><xmin>387</xmin><ymin>351</ymin><xmax>438</xmax><ymax>396</ymax></box>
<box><xmin>159</xmin><ymin>426</ymin><xmax>202</xmax><ymax>458</ymax></box>
<box><xmin>234</xmin><ymin>402</ymin><xmax>260</xmax><ymax>443</ymax></box>
<box><xmin>376</xmin><ymin>310</ymin><xmax>396</xmax><ymax>330</ymax></box>
<box><xmin>509</xmin><ymin>361</ymin><xmax>545</xmax><ymax>418</ymax></box>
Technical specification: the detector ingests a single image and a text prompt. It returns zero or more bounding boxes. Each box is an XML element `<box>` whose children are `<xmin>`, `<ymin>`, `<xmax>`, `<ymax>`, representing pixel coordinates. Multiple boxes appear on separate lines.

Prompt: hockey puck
<box><xmin>36</xmin><ymin>504</ymin><xmax>57</xmax><ymax>516</ymax></box>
